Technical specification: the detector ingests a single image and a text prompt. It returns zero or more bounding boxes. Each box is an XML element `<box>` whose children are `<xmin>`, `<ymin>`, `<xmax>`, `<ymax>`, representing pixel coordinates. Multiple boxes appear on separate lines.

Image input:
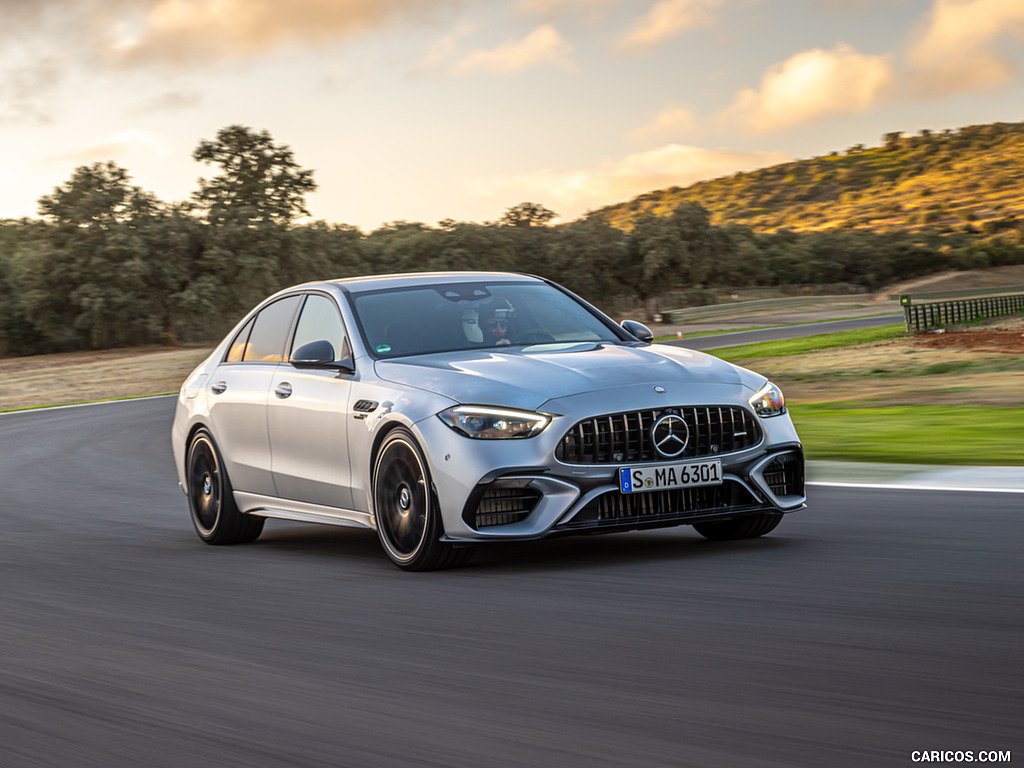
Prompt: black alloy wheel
<box><xmin>372</xmin><ymin>429</ymin><xmax>471</xmax><ymax>571</ymax></box>
<box><xmin>186</xmin><ymin>429</ymin><xmax>264</xmax><ymax>545</ymax></box>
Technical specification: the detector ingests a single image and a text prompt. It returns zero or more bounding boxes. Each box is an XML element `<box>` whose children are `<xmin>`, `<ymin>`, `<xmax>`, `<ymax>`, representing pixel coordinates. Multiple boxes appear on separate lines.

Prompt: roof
<box><xmin>325</xmin><ymin>271</ymin><xmax>540</xmax><ymax>293</ymax></box>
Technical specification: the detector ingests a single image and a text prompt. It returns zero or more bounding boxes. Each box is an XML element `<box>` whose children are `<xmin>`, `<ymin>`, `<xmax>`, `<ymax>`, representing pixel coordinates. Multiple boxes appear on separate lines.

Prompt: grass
<box><xmin>702</xmin><ymin>319</ymin><xmax>1024</xmax><ymax>465</ymax></box>
<box><xmin>791</xmin><ymin>403</ymin><xmax>1024</xmax><ymax>465</ymax></box>
<box><xmin>710</xmin><ymin>324</ymin><xmax>906</xmax><ymax>360</ymax></box>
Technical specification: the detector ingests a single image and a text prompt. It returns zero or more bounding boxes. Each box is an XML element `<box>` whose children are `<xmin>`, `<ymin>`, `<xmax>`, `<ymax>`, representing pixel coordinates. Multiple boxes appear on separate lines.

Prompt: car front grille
<box><xmin>559</xmin><ymin>480</ymin><xmax>764</xmax><ymax>531</ymax></box>
<box><xmin>555</xmin><ymin>406</ymin><xmax>760</xmax><ymax>465</ymax></box>
<box><xmin>762</xmin><ymin>453</ymin><xmax>804</xmax><ymax>497</ymax></box>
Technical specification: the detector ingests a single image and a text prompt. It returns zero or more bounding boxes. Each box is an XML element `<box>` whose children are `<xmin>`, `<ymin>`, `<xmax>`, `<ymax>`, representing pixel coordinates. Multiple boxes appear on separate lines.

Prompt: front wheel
<box><xmin>693</xmin><ymin>513</ymin><xmax>782</xmax><ymax>541</ymax></box>
<box><xmin>372</xmin><ymin>429</ymin><xmax>472</xmax><ymax>571</ymax></box>
<box><xmin>186</xmin><ymin>429</ymin><xmax>264</xmax><ymax>545</ymax></box>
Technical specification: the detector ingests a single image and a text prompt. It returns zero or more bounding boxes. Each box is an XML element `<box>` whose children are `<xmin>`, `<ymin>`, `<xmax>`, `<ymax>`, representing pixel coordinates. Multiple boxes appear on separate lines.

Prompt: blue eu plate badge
<box><xmin>619</xmin><ymin>467</ymin><xmax>633</xmax><ymax>492</ymax></box>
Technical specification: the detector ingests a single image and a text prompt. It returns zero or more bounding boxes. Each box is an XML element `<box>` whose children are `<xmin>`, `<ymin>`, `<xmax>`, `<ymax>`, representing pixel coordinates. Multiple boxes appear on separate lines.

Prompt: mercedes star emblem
<box><xmin>651</xmin><ymin>414</ymin><xmax>689</xmax><ymax>458</ymax></box>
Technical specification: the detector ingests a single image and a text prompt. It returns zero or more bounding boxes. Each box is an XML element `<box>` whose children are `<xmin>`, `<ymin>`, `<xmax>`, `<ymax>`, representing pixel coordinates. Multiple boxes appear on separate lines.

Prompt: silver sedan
<box><xmin>171</xmin><ymin>272</ymin><xmax>806</xmax><ymax>570</ymax></box>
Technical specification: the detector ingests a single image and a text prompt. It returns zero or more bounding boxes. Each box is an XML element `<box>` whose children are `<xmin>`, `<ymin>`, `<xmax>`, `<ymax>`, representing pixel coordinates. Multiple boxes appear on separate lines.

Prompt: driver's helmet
<box><xmin>480</xmin><ymin>300</ymin><xmax>514</xmax><ymax>341</ymax></box>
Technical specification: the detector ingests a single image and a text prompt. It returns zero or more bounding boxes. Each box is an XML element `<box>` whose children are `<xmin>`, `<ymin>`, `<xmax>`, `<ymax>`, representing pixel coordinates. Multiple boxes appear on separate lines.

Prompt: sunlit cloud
<box><xmin>471</xmin><ymin>144</ymin><xmax>787</xmax><ymax>218</ymax></box>
<box><xmin>616</xmin><ymin>0</ymin><xmax>722</xmax><ymax>52</ymax></box>
<box><xmin>906</xmin><ymin>0</ymin><xmax>1024</xmax><ymax>95</ymax></box>
<box><xmin>443</xmin><ymin>25</ymin><xmax>579</xmax><ymax>76</ymax></box>
<box><xmin>43</xmin><ymin>130</ymin><xmax>170</xmax><ymax>166</ymax></box>
<box><xmin>515</xmin><ymin>0</ymin><xmax>618</xmax><ymax>18</ymax></box>
<box><xmin>416</xmin><ymin>23</ymin><xmax>477</xmax><ymax>73</ymax></box>
<box><xmin>102</xmin><ymin>0</ymin><xmax>457</xmax><ymax>66</ymax></box>
<box><xmin>629</xmin><ymin>106</ymin><xmax>697</xmax><ymax>142</ymax></box>
<box><xmin>723</xmin><ymin>44</ymin><xmax>894</xmax><ymax>133</ymax></box>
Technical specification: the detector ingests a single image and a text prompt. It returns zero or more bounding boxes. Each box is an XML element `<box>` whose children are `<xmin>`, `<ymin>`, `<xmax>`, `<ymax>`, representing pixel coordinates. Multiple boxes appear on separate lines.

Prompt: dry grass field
<box><xmin>745</xmin><ymin>315</ymin><xmax>1024</xmax><ymax>408</ymax></box>
<box><xmin>2</xmin><ymin>315</ymin><xmax>1022</xmax><ymax>412</ymax></box>
<box><xmin>0</xmin><ymin>345</ymin><xmax>212</xmax><ymax>411</ymax></box>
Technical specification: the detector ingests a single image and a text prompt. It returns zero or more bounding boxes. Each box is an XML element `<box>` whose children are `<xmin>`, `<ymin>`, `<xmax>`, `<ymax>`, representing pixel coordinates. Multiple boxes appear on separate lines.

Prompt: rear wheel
<box><xmin>373</xmin><ymin>429</ymin><xmax>472</xmax><ymax>571</ymax></box>
<box><xmin>186</xmin><ymin>429</ymin><xmax>264</xmax><ymax>545</ymax></box>
<box><xmin>693</xmin><ymin>513</ymin><xmax>782</xmax><ymax>541</ymax></box>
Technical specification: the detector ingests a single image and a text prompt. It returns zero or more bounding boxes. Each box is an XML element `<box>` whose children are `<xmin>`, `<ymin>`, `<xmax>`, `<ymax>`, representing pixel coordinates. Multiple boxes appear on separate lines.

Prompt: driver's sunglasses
<box><xmin>486</xmin><ymin>319</ymin><xmax>508</xmax><ymax>330</ymax></box>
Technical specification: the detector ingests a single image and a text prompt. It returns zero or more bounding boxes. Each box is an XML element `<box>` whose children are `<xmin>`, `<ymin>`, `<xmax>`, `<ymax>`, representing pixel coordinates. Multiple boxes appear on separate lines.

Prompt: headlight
<box><xmin>438</xmin><ymin>406</ymin><xmax>551</xmax><ymax>439</ymax></box>
<box><xmin>749</xmin><ymin>381</ymin><xmax>786</xmax><ymax>418</ymax></box>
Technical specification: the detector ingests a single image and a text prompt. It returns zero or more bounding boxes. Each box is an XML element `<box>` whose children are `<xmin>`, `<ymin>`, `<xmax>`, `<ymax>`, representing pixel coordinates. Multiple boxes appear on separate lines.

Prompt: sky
<box><xmin>2</xmin><ymin>0</ymin><xmax>1023</xmax><ymax>231</ymax></box>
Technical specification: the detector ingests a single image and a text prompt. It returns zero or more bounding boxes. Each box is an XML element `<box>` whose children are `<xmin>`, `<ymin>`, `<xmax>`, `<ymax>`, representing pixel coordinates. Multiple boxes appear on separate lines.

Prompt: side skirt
<box><xmin>233</xmin><ymin>491</ymin><xmax>374</xmax><ymax>530</ymax></box>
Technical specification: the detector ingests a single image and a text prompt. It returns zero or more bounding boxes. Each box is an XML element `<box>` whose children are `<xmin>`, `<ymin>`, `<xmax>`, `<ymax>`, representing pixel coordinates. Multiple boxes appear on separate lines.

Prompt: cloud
<box><xmin>0</xmin><ymin>59</ymin><xmax>62</xmax><ymax>125</ymax></box>
<box><xmin>442</xmin><ymin>25</ymin><xmax>579</xmax><ymax>76</ymax></box>
<box><xmin>471</xmin><ymin>144</ymin><xmax>787</xmax><ymax>218</ymax></box>
<box><xmin>629</xmin><ymin>107</ymin><xmax>697</xmax><ymax>142</ymax></box>
<box><xmin>616</xmin><ymin>0</ymin><xmax>722</xmax><ymax>52</ymax></box>
<box><xmin>101</xmin><ymin>0</ymin><xmax>457</xmax><ymax>66</ymax></box>
<box><xmin>906</xmin><ymin>0</ymin><xmax>1024</xmax><ymax>95</ymax></box>
<box><xmin>43</xmin><ymin>130</ymin><xmax>170</xmax><ymax>166</ymax></box>
<box><xmin>515</xmin><ymin>0</ymin><xmax>618</xmax><ymax>18</ymax></box>
<box><xmin>723</xmin><ymin>44</ymin><xmax>894</xmax><ymax>133</ymax></box>
<box><xmin>130</xmin><ymin>89</ymin><xmax>203</xmax><ymax>115</ymax></box>
<box><xmin>416</xmin><ymin>23</ymin><xmax>477</xmax><ymax>73</ymax></box>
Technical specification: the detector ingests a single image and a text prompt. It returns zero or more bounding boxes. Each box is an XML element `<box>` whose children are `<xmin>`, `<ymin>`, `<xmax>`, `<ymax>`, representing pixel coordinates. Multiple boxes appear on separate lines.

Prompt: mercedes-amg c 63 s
<box><xmin>171</xmin><ymin>272</ymin><xmax>805</xmax><ymax>570</ymax></box>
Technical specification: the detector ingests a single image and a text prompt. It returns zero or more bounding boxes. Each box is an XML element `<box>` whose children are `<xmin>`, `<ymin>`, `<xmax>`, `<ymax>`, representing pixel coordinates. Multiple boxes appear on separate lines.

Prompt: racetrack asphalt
<box><xmin>0</xmin><ymin>397</ymin><xmax>1020</xmax><ymax>768</ymax></box>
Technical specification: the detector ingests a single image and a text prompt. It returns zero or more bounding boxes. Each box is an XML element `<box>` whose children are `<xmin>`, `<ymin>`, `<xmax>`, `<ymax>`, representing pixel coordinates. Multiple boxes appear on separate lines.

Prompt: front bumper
<box><xmin>419</xmin><ymin>392</ymin><xmax>806</xmax><ymax>543</ymax></box>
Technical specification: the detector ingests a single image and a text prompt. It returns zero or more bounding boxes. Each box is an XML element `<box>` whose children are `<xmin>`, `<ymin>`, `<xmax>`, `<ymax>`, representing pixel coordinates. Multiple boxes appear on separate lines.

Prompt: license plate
<box><xmin>619</xmin><ymin>460</ymin><xmax>723</xmax><ymax>494</ymax></box>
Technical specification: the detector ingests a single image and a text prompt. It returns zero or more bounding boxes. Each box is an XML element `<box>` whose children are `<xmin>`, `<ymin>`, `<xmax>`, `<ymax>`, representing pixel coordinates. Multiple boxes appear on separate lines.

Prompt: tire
<box><xmin>372</xmin><ymin>428</ymin><xmax>473</xmax><ymax>571</ymax></box>
<box><xmin>186</xmin><ymin>429</ymin><xmax>265</xmax><ymax>545</ymax></box>
<box><xmin>693</xmin><ymin>513</ymin><xmax>783</xmax><ymax>541</ymax></box>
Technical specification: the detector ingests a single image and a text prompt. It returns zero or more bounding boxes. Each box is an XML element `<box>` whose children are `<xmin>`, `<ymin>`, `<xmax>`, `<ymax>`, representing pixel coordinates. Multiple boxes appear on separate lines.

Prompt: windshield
<box><xmin>350</xmin><ymin>281</ymin><xmax>625</xmax><ymax>358</ymax></box>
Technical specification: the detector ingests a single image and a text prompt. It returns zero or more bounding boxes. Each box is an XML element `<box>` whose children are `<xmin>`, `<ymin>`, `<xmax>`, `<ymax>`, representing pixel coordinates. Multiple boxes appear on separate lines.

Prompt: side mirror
<box><xmin>620</xmin><ymin>319</ymin><xmax>654</xmax><ymax>343</ymax></box>
<box><xmin>290</xmin><ymin>340</ymin><xmax>354</xmax><ymax>373</ymax></box>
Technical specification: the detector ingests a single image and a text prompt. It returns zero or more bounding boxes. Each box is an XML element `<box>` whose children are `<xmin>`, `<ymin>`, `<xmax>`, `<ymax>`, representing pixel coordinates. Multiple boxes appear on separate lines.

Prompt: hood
<box><xmin>374</xmin><ymin>342</ymin><xmax>745</xmax><ymax>411</ymax></box>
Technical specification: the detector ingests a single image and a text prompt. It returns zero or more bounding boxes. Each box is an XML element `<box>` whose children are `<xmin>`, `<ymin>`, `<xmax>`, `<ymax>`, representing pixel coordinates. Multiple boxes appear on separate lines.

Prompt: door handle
<box><xmin>211</xmin><ymin>381</ymin><xmax>227</xmax><ymax>395</ymax></box>
<box><xmin>274</xmin><ymin>382</ymin><xmax>293</xmax><ymax>399</ymax></box>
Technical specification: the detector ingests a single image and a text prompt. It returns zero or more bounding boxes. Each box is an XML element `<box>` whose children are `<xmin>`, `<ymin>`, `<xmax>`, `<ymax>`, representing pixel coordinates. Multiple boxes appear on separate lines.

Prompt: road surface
<box><xmin>0</xmin><ymin>398</ymin><xmax>1019</xmax><ymax>767</ymax></box>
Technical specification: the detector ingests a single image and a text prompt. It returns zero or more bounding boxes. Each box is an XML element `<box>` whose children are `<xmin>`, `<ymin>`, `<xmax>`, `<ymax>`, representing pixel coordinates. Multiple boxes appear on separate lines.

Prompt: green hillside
<box><xmin>591</xmin><ymin>122</ymin><xmax>1024</xmax><ymax>235</ymax></box>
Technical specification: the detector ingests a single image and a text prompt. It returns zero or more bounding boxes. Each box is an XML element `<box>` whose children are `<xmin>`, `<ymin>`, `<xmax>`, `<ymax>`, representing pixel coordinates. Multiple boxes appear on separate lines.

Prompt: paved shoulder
<box><xmin>808</xmin><ymin>460</ymin><xmax>1024</xmax><ymax>493</ymax></box>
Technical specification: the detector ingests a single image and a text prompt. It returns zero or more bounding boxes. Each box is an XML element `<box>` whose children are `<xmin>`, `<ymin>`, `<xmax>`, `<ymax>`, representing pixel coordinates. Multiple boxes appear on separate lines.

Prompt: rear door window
<box><xmin>224</xmin><ymin>316</ymin><xmax>255</xmax><ymax>363</ymax></box>
<box><xmin>241</xmin><ymin>296</ymin><xmax>302</xmax><ymax>363</ymax></box>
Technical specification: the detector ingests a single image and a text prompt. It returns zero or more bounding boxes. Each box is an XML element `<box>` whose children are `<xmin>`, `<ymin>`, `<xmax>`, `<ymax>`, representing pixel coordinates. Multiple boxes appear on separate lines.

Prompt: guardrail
<box><xmin>897</xmin><ymin>284</ymin><xmax>1024</xmax><ymax>302</ymax></box>
<box><xmin>901</xmin><ymin>292</ymin><xmax>1024</xmax><ymax>332</ymax></box>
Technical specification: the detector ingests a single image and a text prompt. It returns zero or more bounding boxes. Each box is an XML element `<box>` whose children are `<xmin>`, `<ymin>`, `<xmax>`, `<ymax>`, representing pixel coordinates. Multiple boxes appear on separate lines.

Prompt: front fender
<box><xmin>346</xmin><ymin>382</ymin><xmax>457</xmax><ymax>516</ymax></box>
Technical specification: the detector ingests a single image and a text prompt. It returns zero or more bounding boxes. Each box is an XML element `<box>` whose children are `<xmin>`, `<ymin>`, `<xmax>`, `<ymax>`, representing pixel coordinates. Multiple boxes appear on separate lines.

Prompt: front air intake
<box><xmin>762</xmin><ymin>453</ymin><xmax>804</xmax><ymax>498</ymax></box>
<box><xmin>472</xmin><ymin>484</ymin><xmax>542</xmax><ymax>528</ymax></box>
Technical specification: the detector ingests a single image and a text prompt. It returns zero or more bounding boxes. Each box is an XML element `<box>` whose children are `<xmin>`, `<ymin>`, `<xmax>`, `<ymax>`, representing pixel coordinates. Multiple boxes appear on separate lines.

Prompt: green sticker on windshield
<box><xmin>376</xmin><ymin>344</ymin><xmax>392</xmax><ymax>353</ymax></box>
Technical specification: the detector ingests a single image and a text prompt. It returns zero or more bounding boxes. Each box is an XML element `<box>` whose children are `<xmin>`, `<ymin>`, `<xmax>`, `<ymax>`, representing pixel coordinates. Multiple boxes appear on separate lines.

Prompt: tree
<box><xmin>500</xmin><ymin>202</ymin><xmax>557</xmax><ymax>228</ymax></box>
<box><xmin>0</xmin><ymin>220</ymin><xmax>47</xmax><ymax>355</ymax></box>
<box><xmin>883</xmin><ymin>131</ymin><xmax>903</xmax><ymax>150</ymax></box>
<box><xmin>28</xmin><ymin>162</ymin><xmax>165</xmax><ymax>348</ymax></box>
<box><xmin>192</xmin><ymin>125</ymin><xmax>317</xmax><ymax>227</ymax></box>
<box><xmin>190</xmin><ymin>126</ymin><xmax>319</xmax><ymax>323</ymax></box>
<box><xmin>545</xmin><ymin>216</ymin><xmax>630</xmax><ymax>310</ymax></box>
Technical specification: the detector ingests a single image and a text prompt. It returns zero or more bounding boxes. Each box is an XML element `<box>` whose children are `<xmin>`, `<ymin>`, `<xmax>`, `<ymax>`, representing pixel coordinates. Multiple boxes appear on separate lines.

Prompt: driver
<box><xmin>479</xmin><ymin>301</ymin><xmax>514</xmax><ymax>346</ymax></box>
